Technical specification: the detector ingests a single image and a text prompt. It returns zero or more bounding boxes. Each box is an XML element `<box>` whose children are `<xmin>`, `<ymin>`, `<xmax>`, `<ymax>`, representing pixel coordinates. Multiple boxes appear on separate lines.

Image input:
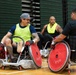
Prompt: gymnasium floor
<box><xmin>0</xmin><ymin>58</ymin><xmax>76</xmax><ymax>75</ymax></box>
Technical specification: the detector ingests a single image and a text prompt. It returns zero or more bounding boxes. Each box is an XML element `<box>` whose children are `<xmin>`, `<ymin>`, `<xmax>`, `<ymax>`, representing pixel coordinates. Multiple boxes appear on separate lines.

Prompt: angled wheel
<box><xmin>2</xmin><ymin>66</ymin><xmax>5</xmax><ymax>70</ymax></box>
<box><xmin>48</xmin><ymin>41</ymin><xmax>70</xmax><ymax>73</ymax></box>
<box><xmin>28</xmin><ymin>44</ymin><xmax>42</xmax><ymax>68</ymax></box>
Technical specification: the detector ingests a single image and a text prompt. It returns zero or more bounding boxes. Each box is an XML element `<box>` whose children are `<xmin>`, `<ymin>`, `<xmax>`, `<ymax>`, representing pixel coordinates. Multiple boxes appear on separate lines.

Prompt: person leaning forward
<box><xmin>52</xmin><ymin>8</ymin><xmax>76</xmax><ymax>62</ymax></box>
<box><xmin>1</xmin><ymin>13</ymin><xmax>39</xmax><ymax>61</ymax></box>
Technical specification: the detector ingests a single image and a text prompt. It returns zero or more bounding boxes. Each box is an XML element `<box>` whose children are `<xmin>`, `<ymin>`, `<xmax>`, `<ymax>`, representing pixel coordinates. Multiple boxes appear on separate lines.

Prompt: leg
<box><xmin>5</xmin><ymin>38</ymin><xmax>15</xmax><ymax>59</ymax></box>
<box><xmin>43</xmin><ymin>34</ymin><xmax>53</xmax><ymax>49</ymax></box>
<box><xmin>17</xmin><ymin>41</ymin><xmax>23</xmax><ymax>53</ymax></box>
<box><xmin>37</xmin><ymin>33</ymin><xmax>45</xmax><ymax>50</ymax></box>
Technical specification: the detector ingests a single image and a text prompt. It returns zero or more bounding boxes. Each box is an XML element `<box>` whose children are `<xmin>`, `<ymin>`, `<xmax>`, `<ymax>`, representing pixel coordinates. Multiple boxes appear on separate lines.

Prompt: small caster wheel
<box><xmin>19</xmin><ymin>66</ymin><xmax>22</xmax><ymax>70</ymax></box>
<box><xmin>68</xmin><ymin>70</ymin><xmax>70</xmax><ymax>75</ymax></box>
<box><xmin>2</xmin><ymin>66</ymin><xmax>5</xmax><ymax>70</ymax></box>
<box><xmin>17</xmin><ymin>66</ymin><xmax>22</xmax><ymax>70</ymax></box>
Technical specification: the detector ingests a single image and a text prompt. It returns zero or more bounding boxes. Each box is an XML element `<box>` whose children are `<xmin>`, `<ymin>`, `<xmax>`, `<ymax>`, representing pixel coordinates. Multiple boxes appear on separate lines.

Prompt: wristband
<box><xmin>51</xmin><ymin>41</ymin><xmax>55</xmax><ymax>45</ymax></box>
<box><xmin>1</xmin><ymin>42</ymin><xmax>4</xmax><ymax>44</ymax></box>
<box><xmin>33</xmin><ymin>39</ymin><xmax>35</xmax><ymax>43</ymax></box>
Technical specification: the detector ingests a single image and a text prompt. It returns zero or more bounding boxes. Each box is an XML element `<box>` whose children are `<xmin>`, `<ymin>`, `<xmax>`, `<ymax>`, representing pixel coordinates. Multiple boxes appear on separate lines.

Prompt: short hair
<box><xmin>20</xmin><ymin>13</ymin><xmax>30</xmax><ymax>19</ymax></box>
<box><xmin>72</xmin><ymin>8</ymin><xmax>76</xmax><ymax>13</ymax></box>
<box><xmin>49</xmin><ymin>16</ymin><xmax>56</xmax><ymax>20</ymax></box>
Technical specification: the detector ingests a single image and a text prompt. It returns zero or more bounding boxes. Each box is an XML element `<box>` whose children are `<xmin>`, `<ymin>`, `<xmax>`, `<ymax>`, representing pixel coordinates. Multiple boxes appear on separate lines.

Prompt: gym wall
<box><xmin>0</xmin><ymin>0</ymin><xmax>21</xmax><ymax>40</ymax></box>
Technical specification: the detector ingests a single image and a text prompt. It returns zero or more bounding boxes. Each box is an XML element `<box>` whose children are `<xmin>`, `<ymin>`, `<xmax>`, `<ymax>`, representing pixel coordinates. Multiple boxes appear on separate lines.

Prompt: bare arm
<box><xmin>56</xmin><ymin>25</ymin><xmax>63</xmax><ymax>33</ymax></box>
<box><xmin>41</xmin><ymin>25</ymin><xmax>47</xmax><ymax>34</ymax></box>
<box><xmin>53</xmin><ymin>34</ymin><xmax>66</xmax><ymax>43</ymax></box>
<box><xmin>32</xmin><ymin>33</ymin><xmax>40</xmax><ymax>43</ymax></box>
<box><xmin>1</xmin><ymin>32</ymin><xmax>12</xmax><ymax>43</ymax></box>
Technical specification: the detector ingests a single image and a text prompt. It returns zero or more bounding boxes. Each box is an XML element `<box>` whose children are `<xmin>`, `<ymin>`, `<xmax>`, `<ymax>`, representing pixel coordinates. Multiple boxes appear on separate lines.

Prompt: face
<box><xmin>49</xmin><ymin>16</ymin><xmax>56</xmax><ymax>25</ymax></box>
<box><xmin>21</xmin><ymin>18</ymin><xmax>30</xmax><ymax>26</ymax></box>
<box><xmin>71</xmin><ymin>12</ymin><xmax>76</xmax><ymax>20</ymax></box>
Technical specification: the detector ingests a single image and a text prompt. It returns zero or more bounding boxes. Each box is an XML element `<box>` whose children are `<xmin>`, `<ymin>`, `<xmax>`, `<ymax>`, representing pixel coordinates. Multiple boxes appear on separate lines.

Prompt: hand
<box><xmin>51</xmin><ymin>41</ymin><xmax>55</xmax><ymax>49</ymax></box>
<box><xmin>26</xmin><ymin>40</ymin><xmax>34</xmax><ymax>46</ymax></box>
<box><xmin>51</xmin><ymin>41</ymin><xmax>55</xmax><ymax>45</ymax></box>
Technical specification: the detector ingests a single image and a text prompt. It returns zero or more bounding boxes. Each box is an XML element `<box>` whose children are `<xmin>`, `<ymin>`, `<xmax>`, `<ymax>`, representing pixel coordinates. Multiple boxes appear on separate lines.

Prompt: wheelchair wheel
<box><xmin>18</xmin><ymin>65</ymin><xmax>23</xmax><ymax>70</ymax></box>
<box><xmin>48</xmin><ymin>41</ymin><xmax>70</xmax><ymax>73</ymax></box>
<box><xmin>2</xmin><ymin>66</ymin><xmax>5</xmax><ymax>70</ymax></box>
<box><xmin>28</xmin><ymin>44</ymin><xmax>42</xmax><ymax>68</ymax></box>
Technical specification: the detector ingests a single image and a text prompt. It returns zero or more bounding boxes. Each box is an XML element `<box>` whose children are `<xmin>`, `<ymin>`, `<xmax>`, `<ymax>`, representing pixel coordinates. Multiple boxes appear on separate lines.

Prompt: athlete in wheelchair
<box><xmin>0</xmin><ymin>13</ymin><xmax>42</xmax><ymax>69</ymax></box>
<box><xmin>47</xmin><ymin>8</ymin><xmax>76</xmax><ymax>73</ymax></box>
<box><xmin>37</xmin><ymin>16</ymin><xmax>63</xmax><ymax>57</ymax></box>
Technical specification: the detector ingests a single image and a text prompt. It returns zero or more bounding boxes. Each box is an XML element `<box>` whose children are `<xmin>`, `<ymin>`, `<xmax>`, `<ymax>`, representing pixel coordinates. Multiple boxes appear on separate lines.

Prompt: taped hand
<box><xmin>51</xmin><ymin>41</ymin><xmax>55</xmax><ymax>49</ymax></box>
<box><xmin>26</xmin><ymin>40</ymin><xmax>34</xmax><ymax>46</ymax></box>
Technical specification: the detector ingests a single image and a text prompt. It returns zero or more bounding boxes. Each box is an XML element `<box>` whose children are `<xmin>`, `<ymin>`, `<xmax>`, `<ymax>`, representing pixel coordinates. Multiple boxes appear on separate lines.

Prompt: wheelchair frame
<box><xmin>0</xmin><ymin>36</ymin><xmax>42</xmax><ymax>70</ymax></box>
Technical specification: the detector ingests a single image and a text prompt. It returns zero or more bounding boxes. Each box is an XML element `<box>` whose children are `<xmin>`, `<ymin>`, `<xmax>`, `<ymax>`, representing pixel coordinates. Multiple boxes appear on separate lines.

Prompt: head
<box><xmin>20</xmin><ymin>13</ymin><xmax>31</xmax><ymax>26</ymax></box>
<box><xmin>71</xmin><ymin>8</ymin><xmax>76</xmax><ymax>20</ymax></box>
<box><xmin>49</xmin><ymin>16</ymin><xmax>56</xmax><ymax>25</ymax></box>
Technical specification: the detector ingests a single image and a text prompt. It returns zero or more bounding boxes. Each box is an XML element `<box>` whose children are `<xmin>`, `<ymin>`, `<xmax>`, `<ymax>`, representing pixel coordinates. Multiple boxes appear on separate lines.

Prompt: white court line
<box><xmin>0</xmin><ymin>70</ymin><xmax>25</xmax><ymax>75</ymax></box>
<box><xmin>0</xmin><ymin>66</ymin><xmax>48</xmax><ymax>75</ymax></box>
<box><xmin>0</xmin><ymin>60</ymin><xmax>48</xmax><ymax>74</ymax></box>
<box><xmin>42</xmin><ymin>66</ymin><xmax>48</xmax><ymax>68</ymax></box>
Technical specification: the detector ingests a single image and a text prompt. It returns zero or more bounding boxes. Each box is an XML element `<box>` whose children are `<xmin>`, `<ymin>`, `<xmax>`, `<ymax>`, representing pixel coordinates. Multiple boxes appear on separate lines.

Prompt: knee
<box><xmin>5</xmin><ymin>38</ymin><xmax>12</xmax><ymax>46</ymax></box>
<box><xmin>17</xmin><ymin>41</ymin><xmax>23</xmax><ymax>53</ymax></box>
<box><xmin>44</xmin><ymin>34</ymin><xmax>53</xmax><ymax>41</ymax></box>
<box><xmin>38</xmin><ymin>33</ymin><xmax>44</xmax><ymax>41</ymax></box>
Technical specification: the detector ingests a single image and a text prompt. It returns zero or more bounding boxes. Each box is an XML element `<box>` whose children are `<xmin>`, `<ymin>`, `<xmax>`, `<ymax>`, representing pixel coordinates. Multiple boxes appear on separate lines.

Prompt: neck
<box><xmin>20</xmin><ymin>22</ymin><xmax>27</xmax><ymax>26</ymax></box>
<box><xmin>50</xmin><ymin>23</ymin><xmax>54</xmax><ymax>26</ymax></box>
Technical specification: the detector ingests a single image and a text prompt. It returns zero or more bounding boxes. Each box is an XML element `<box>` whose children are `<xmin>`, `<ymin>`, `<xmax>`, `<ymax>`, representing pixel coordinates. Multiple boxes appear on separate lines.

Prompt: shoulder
<box><xmin>56</xmin><ymin>24</ymin><xmax>61</xmax><ymax>28</ymax></box>
<box><xmin>30</xmin><ymin>25</ymin><xmax>35</xmax><ymax>28</ymax></box>
<box><xmin>29</xmin><ymin>25</ymin><xmax>35</xmax><ymax>30</ymax></box>
<box><xmin>65</xmin><ymin>21</ymin><xmax>72</xmax><ymax>28</ymax></box>
<box><xmin>43</xmin><ymin>24</ymin><xmax>47</xmax><ymax>29</ymax></box>
<box><xmin>8</xmin><ymin>24</ymin><xmax>16</xmax><ymax>34</ymax></box>
<box><xmin>12</xmin><ymin>24</ymin><xmax>16</xmax><ymax>28</ymax></box>
<box><xmin>9</xmin><ymin>25</ymin><xmax>16</xmax><ymax>30</ymax></box>
<box><xmin>68</xmin><ymin>20</ymin><xmax>76</xmax><ymax>25</ymax></box>
<box><xmin>29</xmin><ymin>25</ymin><xmax>36</xmax><ymax>33</ymax></box>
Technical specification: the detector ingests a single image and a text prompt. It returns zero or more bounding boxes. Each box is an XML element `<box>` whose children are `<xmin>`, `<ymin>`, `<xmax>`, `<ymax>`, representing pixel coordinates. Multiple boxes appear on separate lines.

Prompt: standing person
<box><xmin>38</xmin><ymin>16</ymin><xmax>63</xmax><ymax>50</ymax></box>
<box><xmin>1</xmin><ymin>13</ymin><xmax>39</xmax><ymax>61</ymax></box>
<box><xmin>51</xmin><ymin>8</ymin><xmax>76</xmax><ymax>62</ymax></box>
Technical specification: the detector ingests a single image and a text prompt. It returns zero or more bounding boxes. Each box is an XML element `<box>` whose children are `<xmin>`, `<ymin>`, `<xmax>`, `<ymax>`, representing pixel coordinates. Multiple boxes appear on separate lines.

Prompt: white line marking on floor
<box><xmin>42</xmin><ymin>66</ymin><xmax>47</xmax><ymax>68</ymax></box>
<box><xmin>0</xmin><ymin>70</ymin><xmax>25</xmax><ymax>74</ymax></box>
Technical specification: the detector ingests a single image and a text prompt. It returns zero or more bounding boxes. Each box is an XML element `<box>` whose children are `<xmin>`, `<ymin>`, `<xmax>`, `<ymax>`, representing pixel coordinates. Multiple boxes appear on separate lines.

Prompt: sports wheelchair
<box><xmin>48</xmin><ymin>39</ymin><xmax>76</xmax><ymax>74</ymax></box>
<box><xmin>0</xmin><ymin>36</ymin><xmax>42</xmax><ymax>70</ymax></box>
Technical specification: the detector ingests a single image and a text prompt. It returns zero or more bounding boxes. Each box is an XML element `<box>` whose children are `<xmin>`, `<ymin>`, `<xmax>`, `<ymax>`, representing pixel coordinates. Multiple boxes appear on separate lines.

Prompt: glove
<box><xmin>51</xmin><ymin>41</ymin><xmax>55</xmax><ymax>49</ymax></box>
<box><xmin>0</xmin><ymin>42</ymin><xmax>4</xmax><ymax>51</ymax></box>
<box><xmin>26</xmin><ymin>40</ymin><xmax>34</xmax><ymax>46</ymax></box>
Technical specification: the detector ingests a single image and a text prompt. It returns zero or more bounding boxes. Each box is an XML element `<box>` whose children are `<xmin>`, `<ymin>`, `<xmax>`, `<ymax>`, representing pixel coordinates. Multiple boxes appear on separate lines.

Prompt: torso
<box><xmin>43</xmin><ymin>24</ymin><xmax>60</xmax><ymax>37</ymax></box>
